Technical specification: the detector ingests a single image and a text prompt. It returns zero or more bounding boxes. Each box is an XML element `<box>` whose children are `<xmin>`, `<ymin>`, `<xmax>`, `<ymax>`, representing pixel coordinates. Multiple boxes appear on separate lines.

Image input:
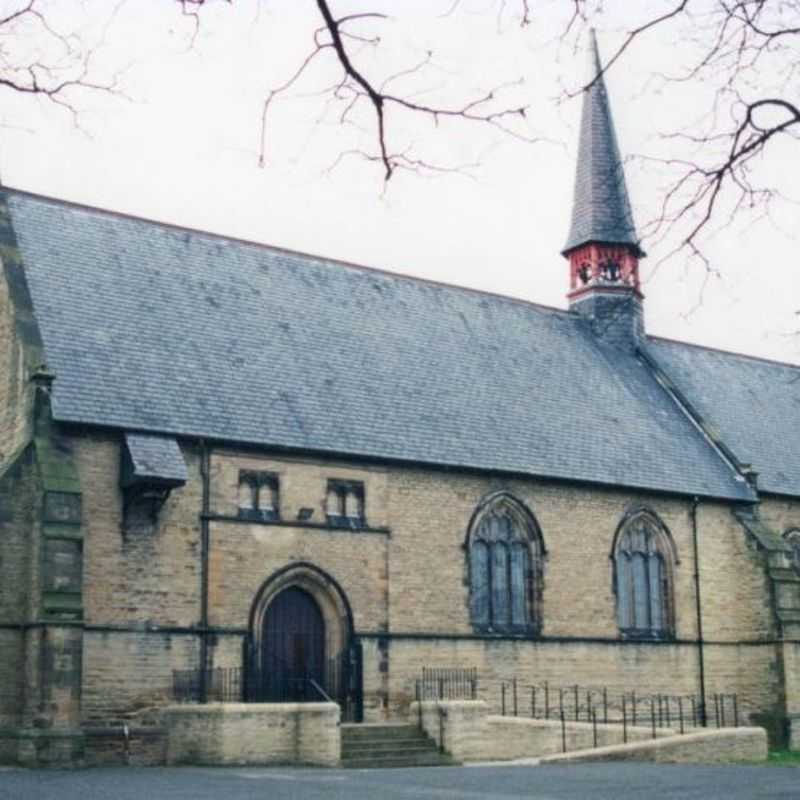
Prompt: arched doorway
<box><xmin>248</xmin><ymin>563</ymin><xmax>363</xmax><ymax>720</ymax></box>
<box><xmin>262</xmin><ymin>587</ymin><xmax>325</xmax><ymax>701</ymax></box>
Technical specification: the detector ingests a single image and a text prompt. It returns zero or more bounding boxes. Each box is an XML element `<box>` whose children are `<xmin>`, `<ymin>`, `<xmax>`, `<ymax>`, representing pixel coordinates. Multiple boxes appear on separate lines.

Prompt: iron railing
<box><xmin>173</xmin><ymin>666</ymin><xmax>244</xmax><ymax>703</ymax></box>
<box><xmin>172</xmin><ymin>648</ymin><xmax>363</xmax><ymax>721</ymax></box>
<box><xmin>491</xmin><ymin>679</ymin><xmax>741</xmax><ymax>753</ymax></box>
<box><xmin>415</xmin><ymin>667</ymin><xmax>478</xmax><ymax>701</ymax></box>
<box><xmin>411</xmin><ymin>671</ymin><xmax>742</xmax><ymax>757</ymax></box>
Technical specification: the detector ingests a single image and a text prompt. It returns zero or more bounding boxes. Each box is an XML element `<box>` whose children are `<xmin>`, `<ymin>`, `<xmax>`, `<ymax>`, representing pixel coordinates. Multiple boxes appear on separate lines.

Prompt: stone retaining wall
<box><xmin>162</xmin><ymin>702</ymin><xmax>340</xmax><ymax>767</ymax></box>
<box><xmin>540</xmin><ymin>726</ymin><xmax>768</xmax><ymax>764</ymax></box>
<box><xmin>411</xmin><ymin>700</ymin><xmax>767</xmax><ymax>764</ymax></box>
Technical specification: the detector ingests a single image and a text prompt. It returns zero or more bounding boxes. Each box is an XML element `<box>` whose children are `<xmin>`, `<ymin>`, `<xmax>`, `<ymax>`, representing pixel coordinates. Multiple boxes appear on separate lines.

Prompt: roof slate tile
<box><xmin>8</xmin><ymin>191</ymin><xmax>754</xmax><ymax>502</ymax></box>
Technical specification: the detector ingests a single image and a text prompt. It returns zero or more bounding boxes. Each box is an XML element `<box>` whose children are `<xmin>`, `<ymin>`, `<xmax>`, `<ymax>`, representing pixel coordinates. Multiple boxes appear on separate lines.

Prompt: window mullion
<box><xmin>487</xmin><ymin>542</ymin><xmax>494</xmax><ymax>627</ymax></box>
<box><xmin>506</xmin><ymin>541</ymin><xmax>512</xmax><ymax>629</ymax></box>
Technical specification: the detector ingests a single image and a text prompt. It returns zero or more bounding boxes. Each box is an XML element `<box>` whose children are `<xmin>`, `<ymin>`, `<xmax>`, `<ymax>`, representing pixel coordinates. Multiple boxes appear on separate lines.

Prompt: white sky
<box><xmin>2</xmin><ymin>0</ymin><xmax>799</xmax><ymax>364</ymax></box>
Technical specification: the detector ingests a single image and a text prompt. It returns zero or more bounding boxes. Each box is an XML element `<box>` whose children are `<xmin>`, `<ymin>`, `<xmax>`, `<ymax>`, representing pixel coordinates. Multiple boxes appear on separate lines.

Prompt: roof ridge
<box><xmin>648</xmin><ymin>334</ymin><xmax>800</xmax><ymax>371</ymax></box>
<box><xmin>3</xmin><ymin>184</ymin><xmax>575</xmax><ymax>320</ymax></box>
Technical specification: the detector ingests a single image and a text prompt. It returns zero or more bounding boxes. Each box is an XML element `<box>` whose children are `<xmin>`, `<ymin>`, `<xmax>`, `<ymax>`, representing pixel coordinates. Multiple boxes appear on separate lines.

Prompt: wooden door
<box><xmin>262</xmin><ymin>587</ymin><xmax>325</xmax><ymax>701</ymax></box>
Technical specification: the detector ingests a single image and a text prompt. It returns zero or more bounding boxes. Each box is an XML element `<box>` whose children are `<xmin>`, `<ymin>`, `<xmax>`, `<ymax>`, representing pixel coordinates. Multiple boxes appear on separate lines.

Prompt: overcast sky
<box><xmin>3</xmin><ymin>0</ymin><xmax>798</xmax><ymax>364</ymax></box>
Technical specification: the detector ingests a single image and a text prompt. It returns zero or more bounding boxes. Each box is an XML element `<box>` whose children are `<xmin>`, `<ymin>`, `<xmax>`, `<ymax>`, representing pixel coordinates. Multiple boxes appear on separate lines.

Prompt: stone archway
<box><xmin>248</xmin><ymin>563</ymin><xmax>361</xmax><ymax>716</ymax></box>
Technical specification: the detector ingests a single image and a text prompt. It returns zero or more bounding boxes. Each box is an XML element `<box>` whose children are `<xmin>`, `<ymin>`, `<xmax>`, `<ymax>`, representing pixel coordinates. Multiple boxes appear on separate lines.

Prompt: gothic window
<box><xmin>613</xmin><ymin>511</ymin><xmax>675</xmax><ymax>639</ymax></box>
<box><xmin>467</xmin><ymin>493</ymin><xmax>543</xmax><ymax>634</ymax></box>
<box><xmin>238</xmin><ymin>471</ymin><xmax>280</xmax><ymax>521</ymax></box>
<box><xmin>326</xmin><ymin>480</ymin><xmax>365</xmax><ymax>529</ymax></box>
<box><xmin>784</xmin><ymin>529</ymin><xmax>800</xmax><ymax>575</ymax></box>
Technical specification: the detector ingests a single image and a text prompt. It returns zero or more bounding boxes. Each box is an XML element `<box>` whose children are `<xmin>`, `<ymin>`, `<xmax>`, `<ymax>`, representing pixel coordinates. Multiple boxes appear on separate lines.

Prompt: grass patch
<box><xmin>767</xmin><ymin>750</ymin><xmax>800</xmax><ymax>767</ymax></box>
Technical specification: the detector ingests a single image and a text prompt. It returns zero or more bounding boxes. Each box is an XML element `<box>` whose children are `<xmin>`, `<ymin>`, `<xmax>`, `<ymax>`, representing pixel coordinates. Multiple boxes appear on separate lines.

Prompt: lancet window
<box><xmin>467</xmin><ymin>494</ymin><xmax>543</xmax><ymax>634</ymax></box>
<box><xmin>613</xmin><ymin>511</ymin><xmax>675</xmax><ymax>639</ymax></box>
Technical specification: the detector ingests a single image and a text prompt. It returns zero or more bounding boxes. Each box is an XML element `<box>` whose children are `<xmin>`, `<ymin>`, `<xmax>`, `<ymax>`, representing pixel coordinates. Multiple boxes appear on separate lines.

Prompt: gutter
<box><xmin>199</xmin><ymin>440</ymin><xmax>211</xmax><ymax>702</ymax></box>
<box><xmin>691</xmin><ymin>496</ymin><xmax>708</xmax><ymax>726</ymax></box>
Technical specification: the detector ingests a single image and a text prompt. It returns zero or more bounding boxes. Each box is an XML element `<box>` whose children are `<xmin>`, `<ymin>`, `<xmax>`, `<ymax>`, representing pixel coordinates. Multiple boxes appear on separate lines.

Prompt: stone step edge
<box><xmin>341</xmin><ymin>757</ymin><xmax>457</xmax><ymax>769</ymax></box>
<box><xmin>342</xmin><ymin>738</ymin><xmax>435</xmax><ymax>748</ymax></box>
<box><xmin>342</xmin><ymin>742</ymin><xmax>439</xmax><ymax>758</ymax></box>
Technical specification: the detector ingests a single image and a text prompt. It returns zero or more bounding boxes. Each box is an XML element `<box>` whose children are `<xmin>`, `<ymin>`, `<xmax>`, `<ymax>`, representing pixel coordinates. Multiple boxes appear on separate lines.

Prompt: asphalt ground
<box><xmin>1</xmin><ymin>763</ymin><xmax>797</xmax><ymax>800</ymax></box>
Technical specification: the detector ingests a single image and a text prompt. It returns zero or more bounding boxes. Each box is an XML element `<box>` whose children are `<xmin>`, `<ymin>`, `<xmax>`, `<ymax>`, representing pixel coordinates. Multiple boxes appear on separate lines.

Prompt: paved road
<box><xmin>0</xmin><ymin>763</ymin><xmax>796</xmax><ymax>799</ymax></box>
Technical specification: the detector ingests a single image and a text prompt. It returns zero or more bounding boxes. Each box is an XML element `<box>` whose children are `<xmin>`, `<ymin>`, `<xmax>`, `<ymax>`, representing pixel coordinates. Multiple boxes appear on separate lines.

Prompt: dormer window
<box><xmin>326</xmin><ymin>480</ymin><xmax>365</xmax><ymax>529</ymax></box>
<box><xmin>238</xmin><ymin>471</ymin><xmax>280</xmax><ymax>521</ymax></box>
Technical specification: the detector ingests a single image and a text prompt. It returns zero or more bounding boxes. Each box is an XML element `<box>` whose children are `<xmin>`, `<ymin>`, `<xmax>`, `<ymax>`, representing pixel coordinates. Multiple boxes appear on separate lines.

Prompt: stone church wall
<box><xmin>72</xmin><ymin>434</ymin><xmax>203</xmax><ymax>628</ymax></box>
<box><xmin>0</xmin><ymin>449</ymin><xmax>39</xmax><ymax>731</ymax></box>
<box><xmin>60</xmin><ymin>437</ymin><xmax>781</xmax><ymax>727</ymax></box>
<box><xmin>0</xmin><ymin>254</ymin><xmax>33</xmax><ymax>469</ymax></box>
<box><xmin>751</xmin><ymin>495</ymin><xmax>800</xmax><ymax>740</ymax></box>
<box><xmin>1</xmin><ymin>427</ymin><xmax>791</xmax><ymax>761</ymax></box>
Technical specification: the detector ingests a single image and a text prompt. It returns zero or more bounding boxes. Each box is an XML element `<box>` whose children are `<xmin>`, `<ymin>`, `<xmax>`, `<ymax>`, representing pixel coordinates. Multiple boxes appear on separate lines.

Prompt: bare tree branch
<box><xmin>254</xmin><ymin>0</ymin><xmax>536</xmax><ymax>181</ymax></box>
<box><xmin>0</xmin><ymin>0</ymin><xmax>123</xmax><ymax>124</ymax></box>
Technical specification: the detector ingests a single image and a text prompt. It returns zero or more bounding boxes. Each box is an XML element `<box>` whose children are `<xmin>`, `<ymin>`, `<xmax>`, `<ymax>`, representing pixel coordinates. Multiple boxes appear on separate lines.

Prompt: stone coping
<box><xmin>163</xmin><ymin>702</ymin><xmax>337</xmax><ymax>714</ymax></box>
<box><xmin>537</xmin><ymin>727</ymin><xmax>767</xmax><ymax>764</ymax></box>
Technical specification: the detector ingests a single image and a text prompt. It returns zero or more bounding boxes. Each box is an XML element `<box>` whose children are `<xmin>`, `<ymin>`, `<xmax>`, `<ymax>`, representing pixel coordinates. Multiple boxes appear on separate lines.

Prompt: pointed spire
<box><xmin>562</xmin><ymin>30</ymin><xmax>641</xmax><ymax>256</ymax></box>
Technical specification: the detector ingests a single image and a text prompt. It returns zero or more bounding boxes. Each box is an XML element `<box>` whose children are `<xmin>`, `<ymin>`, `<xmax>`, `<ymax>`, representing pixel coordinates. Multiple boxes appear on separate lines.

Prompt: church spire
<box><xmin>563</xmin><ymin>29</ymin><xmax>641</xmax><ymax>256</ymax></box>
<box><xmin>563</xmin><ymin>30</ymin><xmax>645</xmax><ymax>349</ymax></box>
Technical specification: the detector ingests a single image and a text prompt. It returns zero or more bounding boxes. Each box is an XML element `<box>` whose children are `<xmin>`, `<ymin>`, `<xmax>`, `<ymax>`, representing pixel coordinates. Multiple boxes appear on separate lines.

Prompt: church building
<box><xmin>2</xmin><ymin>33</ymin><xmax>800</xmax><ymax>766</ymax></box>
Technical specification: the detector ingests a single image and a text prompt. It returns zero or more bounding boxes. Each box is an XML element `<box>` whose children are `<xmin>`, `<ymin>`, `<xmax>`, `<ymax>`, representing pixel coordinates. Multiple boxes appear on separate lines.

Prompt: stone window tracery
<box><xmin>613</xmin><ymin>511</ymin><xmax>675</xmax><ymax>639</ymax></box>
<box><xmin>467</xmin><ymin>494</ymin><xmax>543</xmax><ymax>634</ymax></box>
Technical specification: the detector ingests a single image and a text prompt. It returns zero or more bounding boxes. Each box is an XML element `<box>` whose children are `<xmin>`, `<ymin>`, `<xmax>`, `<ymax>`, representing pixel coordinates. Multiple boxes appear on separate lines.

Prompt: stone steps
<box><xmin>340</xmin><ymin>723</ymin><xmax>456</xmax><ymax>769</ymax></box>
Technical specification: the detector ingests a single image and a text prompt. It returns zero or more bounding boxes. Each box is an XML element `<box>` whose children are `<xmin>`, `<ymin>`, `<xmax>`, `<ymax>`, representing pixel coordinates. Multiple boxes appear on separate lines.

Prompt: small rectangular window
<box><xmin>326</xmin><ymin>480</ymin><xmax>365</xmax><ymax>529</ymax></box>
<box><xmin>237</xmin><ymin>471</ymin><xmax>280</xmax><ymax>521</ymax></box>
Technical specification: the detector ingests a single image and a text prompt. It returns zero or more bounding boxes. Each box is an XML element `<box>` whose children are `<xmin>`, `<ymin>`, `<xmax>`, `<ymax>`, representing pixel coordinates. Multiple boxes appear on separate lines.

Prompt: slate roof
<box><xmin>646</xmin><ymin>338</ymin><xmax>800</xmax><ymax>497</ymax></box>
<box><xmin>563</xmin><ymin>30</ymin><xmax>641</xmax><ymax>255</ymax></box>
<box><xmin>6</xmin><ymin>190</ymin><xmax>754</xmax><ymax>502</ymax></box>
<box><xmin>124</xmin><ymin>432</ymin><xmax>188</xmax><ymax>484</ymax></box>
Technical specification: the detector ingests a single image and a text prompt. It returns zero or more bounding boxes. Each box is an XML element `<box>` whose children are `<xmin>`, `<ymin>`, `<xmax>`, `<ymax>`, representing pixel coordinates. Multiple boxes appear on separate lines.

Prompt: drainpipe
<box><xmin>691</xmin><ymin>496</ymin><xmax>707</xmax><ymax>726</ymax></box>
<box><xmin>199</xmin><ymin>440</ymin><xmax>211</xmax><ymax>703</ymax></box>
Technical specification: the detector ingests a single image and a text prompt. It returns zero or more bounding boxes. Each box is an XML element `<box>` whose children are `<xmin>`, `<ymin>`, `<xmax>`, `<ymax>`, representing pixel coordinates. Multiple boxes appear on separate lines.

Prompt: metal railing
<box><xmin>173</xmin><ymin>666</ymin><xmax>244</xmax><ymax>703</ymax></box>
<box><xmin>491</xmin><ymin>678</ymin><xmax>741</xmax><ymax>753</ymax></box>
<box><xmin>172</xmin><ymin>651</ymin><xmax>363</xmax><ymax>722</ymax></box>
<box><xmin>415</xmin><ymin>667</ymin><xmax>478</xmax><ymax>702</ymax></box>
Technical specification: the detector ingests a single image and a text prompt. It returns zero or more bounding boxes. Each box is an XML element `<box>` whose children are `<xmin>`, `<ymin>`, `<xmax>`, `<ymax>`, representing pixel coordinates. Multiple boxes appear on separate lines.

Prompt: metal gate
<box><xmin>244</xmin><ymin>586</ymin><xmax>363</xmax><ymax>721</ymax></box>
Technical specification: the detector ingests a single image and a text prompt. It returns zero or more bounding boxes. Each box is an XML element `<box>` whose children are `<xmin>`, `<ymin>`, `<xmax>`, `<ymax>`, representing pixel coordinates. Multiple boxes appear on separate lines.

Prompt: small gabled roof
<box><xmin>122</xmin><ymin>432</ymin><xmax>188</xmax><ymax>486</ymax></box>
<box><xmin>5</xmin><ymin>190</ymin><xmax>754</xmax><ymax>502</ymax></box>
<box><xmin>563</xmin><ymin>30</ymin><xmax>642</xmax><ymax>255</ymax></box>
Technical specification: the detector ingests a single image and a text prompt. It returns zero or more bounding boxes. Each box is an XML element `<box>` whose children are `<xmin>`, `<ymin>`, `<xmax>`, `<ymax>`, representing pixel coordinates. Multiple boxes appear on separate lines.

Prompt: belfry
<box><xmin>563</xmin><ymin>30</ymin><xmax>645</xmax><ymax>347</ymax></box>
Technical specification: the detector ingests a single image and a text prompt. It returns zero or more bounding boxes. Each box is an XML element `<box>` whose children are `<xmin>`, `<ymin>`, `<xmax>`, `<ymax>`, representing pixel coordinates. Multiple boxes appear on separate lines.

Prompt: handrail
<box><xmin>307</xmin><ymin>678</ymin><xmax>335</xmax><ymax>703</ymax></box>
